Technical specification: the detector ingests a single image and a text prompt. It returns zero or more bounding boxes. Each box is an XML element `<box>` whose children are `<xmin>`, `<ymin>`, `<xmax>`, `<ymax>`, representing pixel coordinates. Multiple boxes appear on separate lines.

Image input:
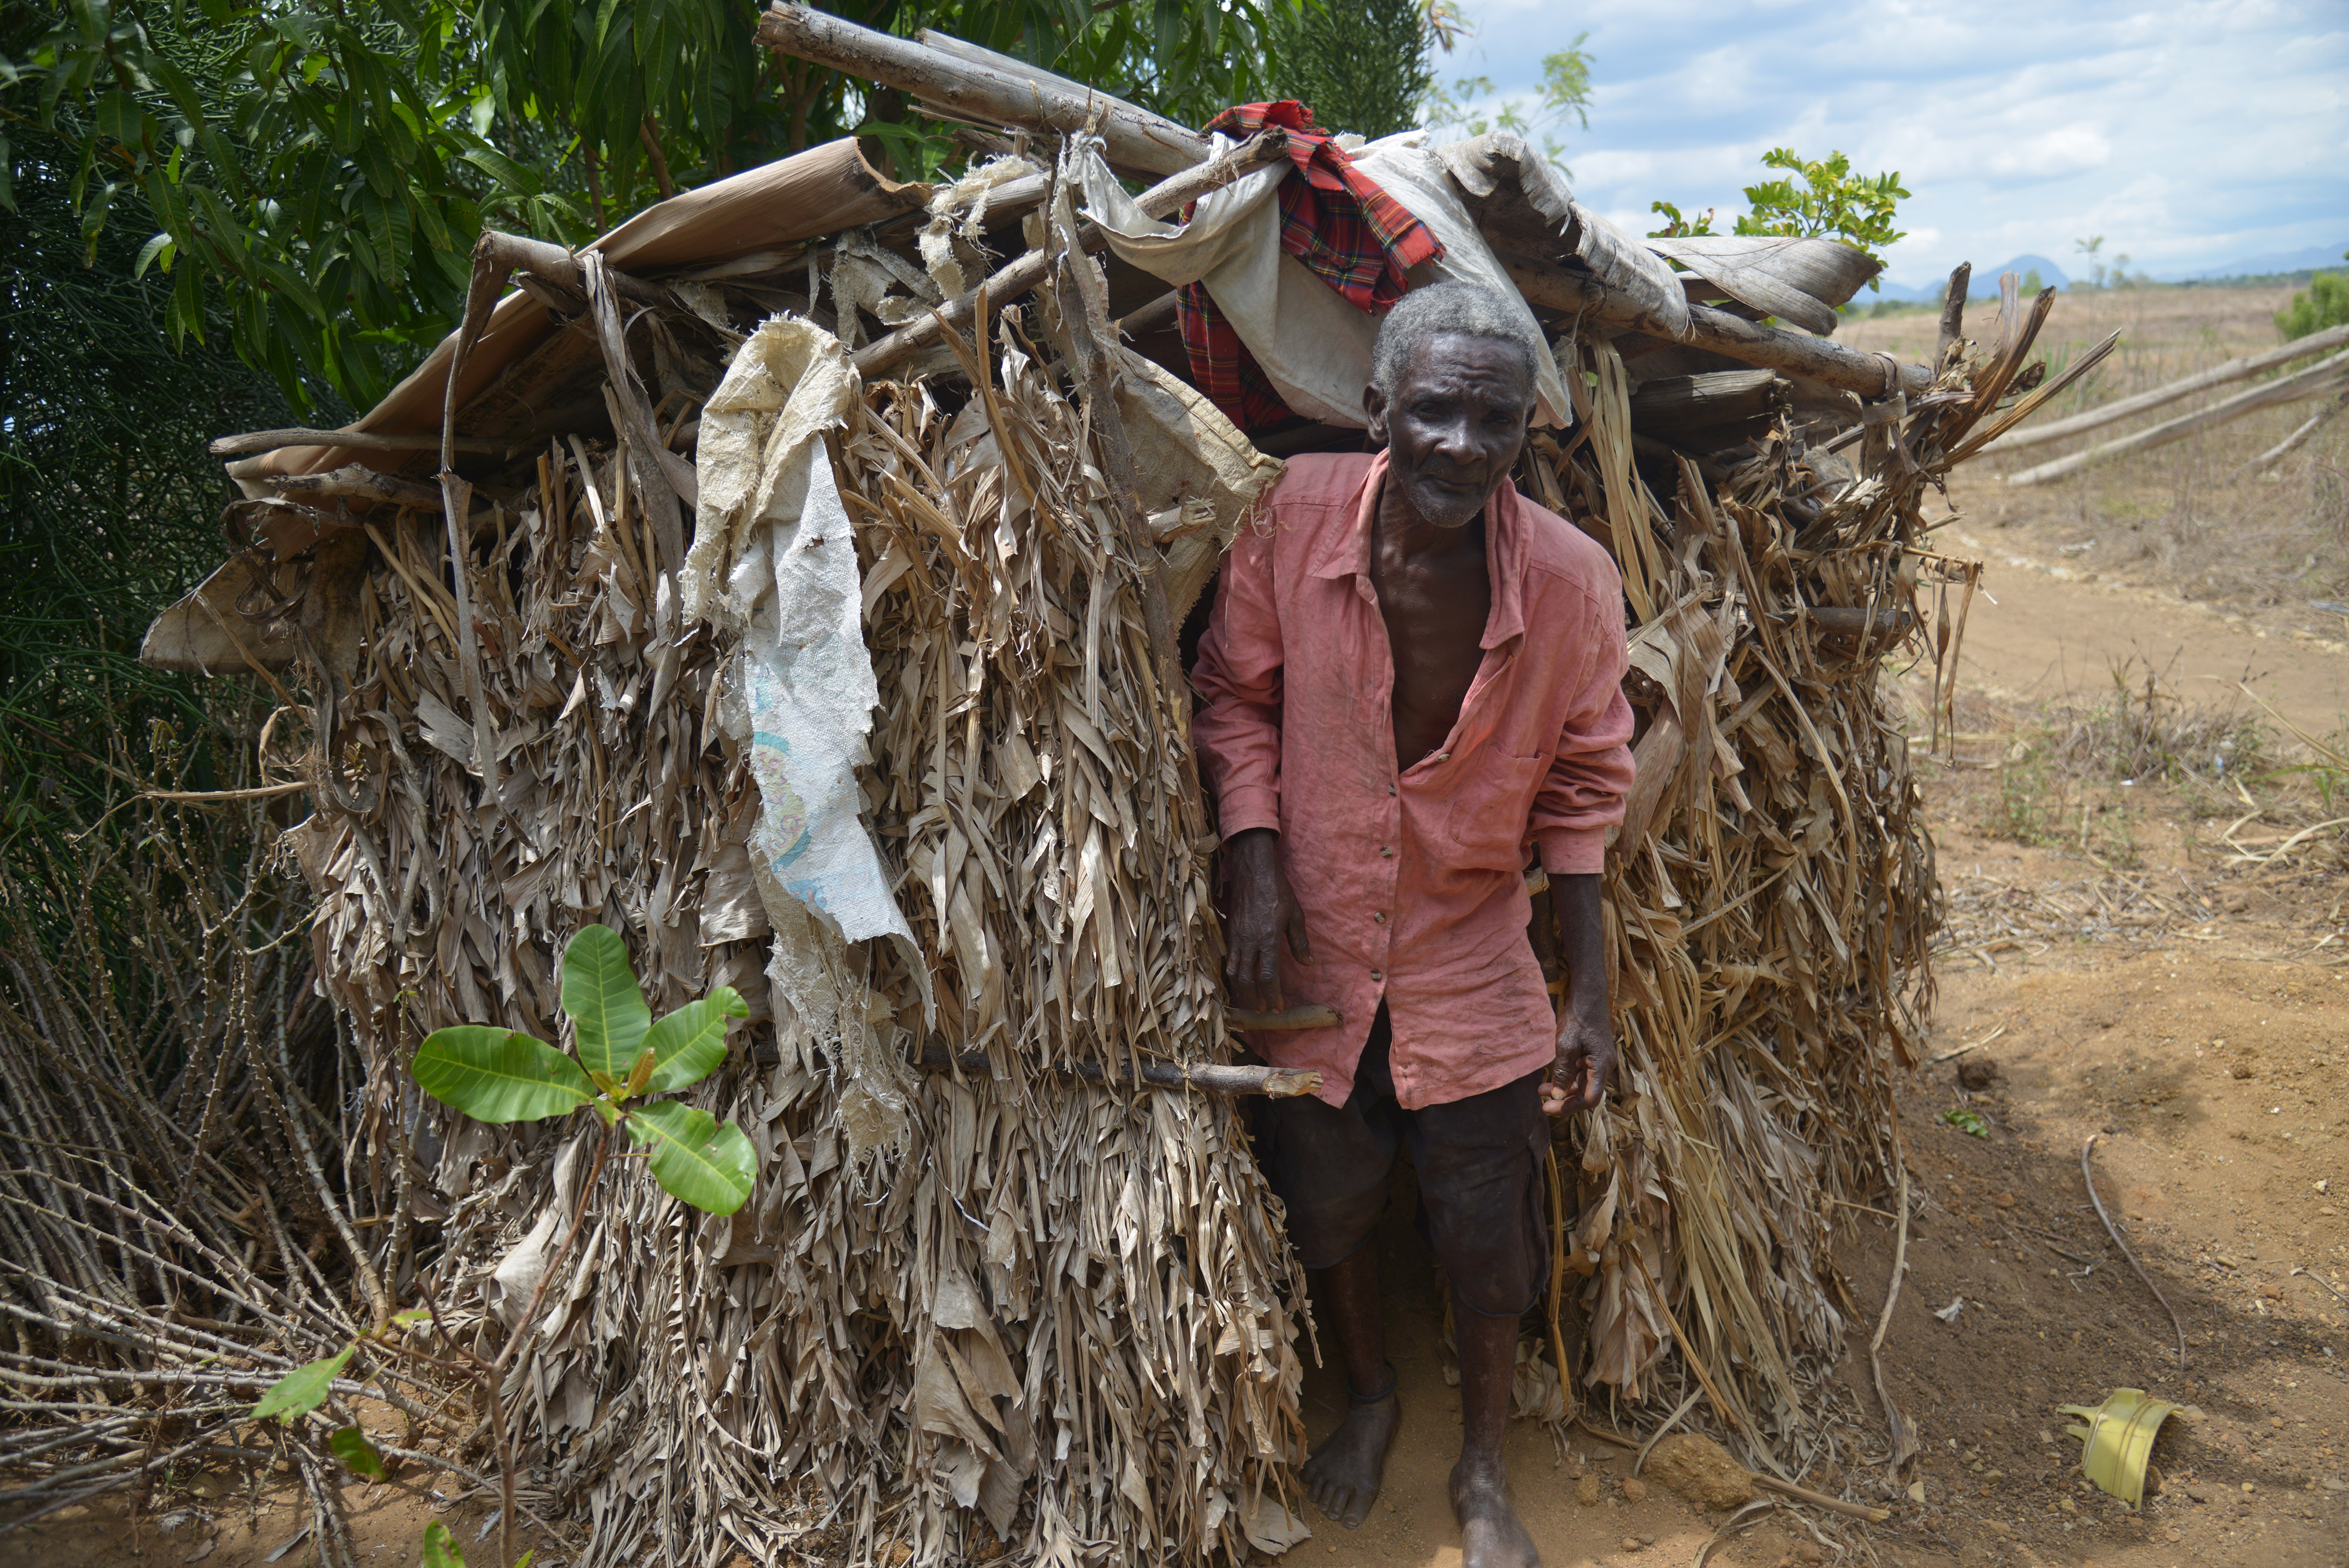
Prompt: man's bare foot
<box><xmin>1299</xmin><ymin>1388</ymin><xmax>1399</xmax><ymax>1527</ymax></box>
<box><xmin>1451</xmin><ymin>1453</ymin><xmax>1540</xmax><ymax>1568</ymax></box>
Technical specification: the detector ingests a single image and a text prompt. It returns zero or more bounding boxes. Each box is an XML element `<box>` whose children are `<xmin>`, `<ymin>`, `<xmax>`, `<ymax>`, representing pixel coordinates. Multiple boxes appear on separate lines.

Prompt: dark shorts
<box><xmin>1253</xmin><ymin>1006</ymin><xmax>1549</xmax><ymax>1318</ymax></box>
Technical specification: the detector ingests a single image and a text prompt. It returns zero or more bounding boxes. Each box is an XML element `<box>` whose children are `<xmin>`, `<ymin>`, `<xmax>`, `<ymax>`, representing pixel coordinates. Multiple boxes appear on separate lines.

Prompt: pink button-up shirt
<box><xmin>1192</xmin><ymin>450</ymin><xmax>1634</xmax><ymax>1109</ymax></box>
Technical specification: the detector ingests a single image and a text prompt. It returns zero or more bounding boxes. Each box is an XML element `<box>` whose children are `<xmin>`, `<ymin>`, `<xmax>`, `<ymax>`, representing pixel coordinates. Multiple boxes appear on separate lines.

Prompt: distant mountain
<box><xmin>2164</xmin><ymin>243</ymin><xmax>2347</xmax><ymax>281</ymax></box>
<box><xmin>1972</xmin><ymin>254</ymin><xmax>2071</xmax><ymax>295</ymax></box>
<box><xmin>1861</xmin><ymin>242</ymin><xmax>2349</xmax><ymax>304</ymax></box>
<box><xmin>1874</xmin><ymin>254</ymin><xmax>2071</xmax><ymax>301</ymax></box>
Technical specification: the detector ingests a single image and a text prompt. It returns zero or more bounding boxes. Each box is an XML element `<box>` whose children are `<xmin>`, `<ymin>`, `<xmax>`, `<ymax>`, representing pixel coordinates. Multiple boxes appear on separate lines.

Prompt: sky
<box><xmin>1443</xmin><ymin>0</ymin><xmax>2349</xmax><ymax>288</ymax></box>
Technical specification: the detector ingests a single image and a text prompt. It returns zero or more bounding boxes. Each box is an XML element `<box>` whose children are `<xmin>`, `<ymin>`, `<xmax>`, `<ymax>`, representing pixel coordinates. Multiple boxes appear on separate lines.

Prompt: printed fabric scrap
<box><xmin>1177</xmin><ymin>101</ymin><xmax>1443</xmax><ymax>430</ymax></box>
<box><xmin>683</xmin><ymin>314</ymin><xmax>927</xmax><ymax>1155</ymax></box>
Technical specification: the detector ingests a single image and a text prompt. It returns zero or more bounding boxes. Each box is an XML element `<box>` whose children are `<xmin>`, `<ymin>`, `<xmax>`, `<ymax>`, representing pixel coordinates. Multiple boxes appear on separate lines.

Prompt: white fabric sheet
<box><xmin>1078</xmin><ymin>131</ymin><xmax>1571</xmax><ymax>429</ymax></box>
<box><xmin>687</xmin><ymin>315</ymin><xmax>926</xmax><ymax>1153</ymax></box>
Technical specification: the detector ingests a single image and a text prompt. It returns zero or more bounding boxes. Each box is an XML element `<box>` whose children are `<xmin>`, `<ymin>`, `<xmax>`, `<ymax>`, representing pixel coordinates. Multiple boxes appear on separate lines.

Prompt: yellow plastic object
<box><xmin>2058</xmin><ymin>1388</ymin><xmax>2179</xmax><ymax>1507</ymax></box>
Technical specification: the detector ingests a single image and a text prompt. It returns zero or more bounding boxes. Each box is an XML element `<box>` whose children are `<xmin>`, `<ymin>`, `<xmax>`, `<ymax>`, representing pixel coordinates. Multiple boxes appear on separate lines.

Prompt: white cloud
<box><xmin>1983</xmin><ymin>126</ymin><xmax>2112</xmax><ymax>183</ymax></box>
<box><xmin>1451</xmin><ymin>0</ymin><xmax>2349</xmax><ymax>282</ymax></box>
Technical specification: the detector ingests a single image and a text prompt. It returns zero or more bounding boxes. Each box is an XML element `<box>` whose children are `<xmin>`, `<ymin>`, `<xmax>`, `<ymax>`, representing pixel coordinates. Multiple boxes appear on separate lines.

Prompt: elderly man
<box><xmin>1192</xmin><ymin>281</ymin><xmax>1634</xmax><ymax>1567</ymax></box>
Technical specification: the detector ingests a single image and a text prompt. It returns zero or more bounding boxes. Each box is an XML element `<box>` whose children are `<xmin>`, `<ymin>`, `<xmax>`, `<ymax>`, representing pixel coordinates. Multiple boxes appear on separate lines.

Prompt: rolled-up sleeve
<box><xmin>1190</xmin><ymin>524</ymin><xmax>1285</xmax><ymax>841</ymax></box>
<box><xmin>1530</xmin><ymin>588</ymin><xmax>1635</xmax><ymax>875</ymax></box>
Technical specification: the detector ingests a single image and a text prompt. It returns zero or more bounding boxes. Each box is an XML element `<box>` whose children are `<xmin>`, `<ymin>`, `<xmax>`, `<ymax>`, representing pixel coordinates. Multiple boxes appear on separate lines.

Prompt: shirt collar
<box><xmin>1307</xmin><ymin>447</ymin><xmax>1530</xmax><ymax>651</ymax></box>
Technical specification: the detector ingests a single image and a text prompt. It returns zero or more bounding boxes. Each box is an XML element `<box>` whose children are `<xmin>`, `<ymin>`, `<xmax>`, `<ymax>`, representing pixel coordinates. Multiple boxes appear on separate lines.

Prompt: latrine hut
<box><xmin>137</xmin><ymin>9</ymin><xmax>2096</xmax><ymax>1563</ymax></box>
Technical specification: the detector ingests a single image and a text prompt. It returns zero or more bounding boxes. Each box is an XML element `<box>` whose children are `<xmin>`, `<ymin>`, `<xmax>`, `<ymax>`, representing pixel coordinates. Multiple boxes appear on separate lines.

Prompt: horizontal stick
<box><xmin>1981</xmin><ymin>319</ymin><xmax>2349</xmax><ymax>454</ymax></box>
<box><xmin>1502</xmin><ymin>254</ymin><xmax>1933</xmax><ymax>401</ymax></box>
<box><xmin>211</xmin><ymin>428</ymin><xmax>510</xmax><ymax>458</ymax></box>
<box><xmin>474</xmin><ymin>229</ymin><xmax>671</xmax><ymax>310</ymax></box>
<box><xmin>2006</xmin><ymin>349</ymin><xmax>2349</xmax><ymax>487</ymax></box>
<box><xmin>917</xmin><ymin>1047</ymin><xmax>1322</xmax><ymax>1099</ymax></box>
<box><xmin>1805</xmin><ymin>605</ymin><xmax>1916</xmax><ymax>641</ymax></box>
<box><xmin>757</xmin><ymin>3</ymin><xmax>1210</xmax><ymax>177</ymax></box>
<box><xmin>268</xmin><ymin>463</ymin><xmax>444</xmax><ymax>510</ymax></box>
<box><xmin>1226</xmin><ymin>1003</ymin><xmax>1341</xmax><ymax>1031</ymax></box>
<box><xmin>854</xmin><ymin>130</ymin><xmax>1288</xmax><ymax>377</ymax></box>
<box><xmin>1749</xmin><ymin>1473</ymin><xmax>1893</xmax><ymax>1522</ymax></box>
<box><xmin>1116</xmin><ymin>290</ymin><xmax>1179</xmax><ymax>337</ymax></box>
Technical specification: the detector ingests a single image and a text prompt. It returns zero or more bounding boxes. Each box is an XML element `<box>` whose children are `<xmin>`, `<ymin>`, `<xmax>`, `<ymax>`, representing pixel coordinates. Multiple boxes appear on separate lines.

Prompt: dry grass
<box><xmin>1843</xmin><ymin>284</ymin><xmax>2349</xmax><ymax>629</ymax></box>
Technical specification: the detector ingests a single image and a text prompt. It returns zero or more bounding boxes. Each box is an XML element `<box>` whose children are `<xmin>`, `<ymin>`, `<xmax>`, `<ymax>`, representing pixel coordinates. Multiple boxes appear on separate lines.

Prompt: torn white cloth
<box><xmin>686</xmin><ymin>315</ymin><xmax>926</xmax><ymax>1152</ymax></box>
<box><xmin>1076</xmin><ymin>131</ymin><xmax>1571</xmax><ymax>429</ymax></box>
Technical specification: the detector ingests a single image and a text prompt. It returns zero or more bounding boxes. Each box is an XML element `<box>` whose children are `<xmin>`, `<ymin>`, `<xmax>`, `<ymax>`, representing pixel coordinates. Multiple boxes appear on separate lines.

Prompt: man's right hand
<box><xmin>1223</xmin><ymin>827</ymin><xmax>1312</xmax><ymax>1013</ymax></box>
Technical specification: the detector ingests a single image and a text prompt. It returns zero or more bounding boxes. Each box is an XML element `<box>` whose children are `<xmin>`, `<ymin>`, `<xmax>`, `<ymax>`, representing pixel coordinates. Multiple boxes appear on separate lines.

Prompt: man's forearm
<box><xmin>1547</xmin><ymin>873</ymin><xmax>1607</xmax><ymax>1017</ymax></box>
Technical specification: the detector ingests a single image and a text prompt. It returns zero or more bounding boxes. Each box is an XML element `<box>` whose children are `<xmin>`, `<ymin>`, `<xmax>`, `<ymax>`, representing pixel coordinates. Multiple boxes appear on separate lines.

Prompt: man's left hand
<box><xmin>1542</xmin><ymin>1004</ymin><xmax>1614</xmax><ymax>1116</ymax></box>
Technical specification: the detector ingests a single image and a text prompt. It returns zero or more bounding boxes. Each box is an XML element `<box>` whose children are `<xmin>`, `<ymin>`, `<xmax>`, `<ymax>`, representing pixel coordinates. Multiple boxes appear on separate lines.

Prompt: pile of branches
<box><xmin>0</xmin><ymin>745</ymin><xmax>417</xmax><ymax>1546</ymax></box>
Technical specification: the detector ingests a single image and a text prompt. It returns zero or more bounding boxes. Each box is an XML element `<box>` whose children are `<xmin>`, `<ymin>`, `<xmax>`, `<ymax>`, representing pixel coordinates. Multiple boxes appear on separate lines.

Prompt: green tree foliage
<box><xmin>1651</xmin><ymin>148</ymin><xmax>1909</xmax><ymax>289</ymax></box>
<box><xmin>1267</xmin><ymin>0</ymin><xmax>1432</xmax><ymax>140</ymax></box>
<box><xmin>4</xmin><ymin>1</ymin><xmax>1291</xmax><ymax>412</ymax></box>
<box><xmin>1423</xmin><ymin>31</ymin><xmax>1593</xmax><ymax>168</ymax></box>
<box><xmin>2277</xmin><ymin>261</ymin><xmax>2349</xmax><ymax>340</ymax></box>
<box><xmin>0</xmin><ymin>139</ymin><xmax>297</xmax><ymax>886</ymax></box>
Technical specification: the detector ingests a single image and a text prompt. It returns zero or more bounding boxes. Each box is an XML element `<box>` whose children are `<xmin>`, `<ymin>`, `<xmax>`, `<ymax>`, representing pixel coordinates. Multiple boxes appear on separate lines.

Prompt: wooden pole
<box><xmin>265</xmin><ymin>464</ymin><xmax>446</xmax><ymax>510</ymax></box>
<box><xmin>211</xmin><ymin>428</ymin><xmax>510</xmax><ymax>459</ymax></box>
<box><xmin>918</xmin><ymin>1047</ymin><xmax>1323</xmax><ymax>1099</ymax></box>
<box><xmin>755</xmin><ymin>3</ymin><xmax>1210</xmax><ymax>177</ymax></box>
<box><xmin>2006</xmin><ymin>348</ymin><xmax>2349</xmax><ymax>487</ymax></box>
<box><xmin>1983</xmin><ymin>320</ymin><xmax>2349</xmax><ymax>455</ymax></box>
<box><xmin>1502</xmin><ymin>254</ymin><xmax>1934</xmax><ymax>401</ymax></box>
<box><xmin>1935</xmin><ymin>264</ymin><xmax>1971</xmax><ymax>369</ymax></box>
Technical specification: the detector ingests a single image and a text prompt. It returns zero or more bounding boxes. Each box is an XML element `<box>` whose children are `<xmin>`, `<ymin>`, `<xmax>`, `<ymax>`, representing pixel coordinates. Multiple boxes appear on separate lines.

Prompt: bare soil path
<box><xmin>1936</xmin><ymin>523</ymin><xmax>2349</xmax><ymax>741</ymax></box>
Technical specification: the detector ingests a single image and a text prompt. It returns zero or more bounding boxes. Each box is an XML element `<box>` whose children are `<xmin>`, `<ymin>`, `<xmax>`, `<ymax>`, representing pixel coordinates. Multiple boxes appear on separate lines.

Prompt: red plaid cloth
<box><xmin>1176</xmin><ymin>101</ymin><xmax>1443</xmax><ymax>431</ymax></box>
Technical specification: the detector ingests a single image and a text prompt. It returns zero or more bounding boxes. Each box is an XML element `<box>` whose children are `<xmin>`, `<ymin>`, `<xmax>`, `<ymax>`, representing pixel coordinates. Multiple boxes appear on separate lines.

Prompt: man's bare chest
<box><xmin>1372</xmin><ymin>563</ymin><xmax>1490</xmax><ymax>770</ymax></box>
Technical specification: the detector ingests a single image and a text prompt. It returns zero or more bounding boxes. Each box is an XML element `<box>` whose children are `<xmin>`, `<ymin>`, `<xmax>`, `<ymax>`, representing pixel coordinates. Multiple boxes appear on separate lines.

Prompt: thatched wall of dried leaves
<box><xmin>291</xmin><ymin>264</ymin><xmax>1311</xmax><ymax>1563</ymax></box>
<box><xmin>1517</xmin><ymin>285</ymin><xmax>2062</xmax><ymax>1479</ymax></box>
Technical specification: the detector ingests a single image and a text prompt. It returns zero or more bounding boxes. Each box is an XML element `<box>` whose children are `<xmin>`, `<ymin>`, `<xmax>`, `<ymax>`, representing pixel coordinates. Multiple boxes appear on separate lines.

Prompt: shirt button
<box><xmin>1379</xmin><ymin>845</ymin><xmax>1394</xmax><ymax>858</ymax></box>
<box><xmin>1369</xmin><ymin>968</ymin><xmax>1382</xmax><ymax>982</ymax></box>
<box><xmin>1372</xmin><ymin>911</ymin><xmax>1387</xmax><ymax>924</ymax></box>
<box><xmin>1387</xmin><ymin>783</ymin><xmax>1396</xmax><ymax>796</ymax></box>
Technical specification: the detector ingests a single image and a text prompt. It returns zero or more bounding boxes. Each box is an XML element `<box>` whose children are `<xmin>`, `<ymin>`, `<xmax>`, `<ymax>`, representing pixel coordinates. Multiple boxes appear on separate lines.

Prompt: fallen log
<box><xmin>1503</xmin><ymin>254</ymin><xmax>1934</xmax><ymax>400</ymax></box>
<box><xmin>918</xmin><ymin>1046</ymin><xmax>1324</xmax><ymax>1098</ymax></box>
<box><xmin>756</xmin><ymin>4</ymin><xmax>1209</xmax><ymax>177</ymax></box>
<box><xmin>854</xmin><ymin>130</ymin><xmax>1288</xmax><ymax>376</ymax></box>
<box><xmin>2006</xmin><ymin>348</ymin><xmax>2349</xmax><ymax>487</ymax></box>
<box><xmin>2229</xmin><ymin>391</ymin><xmax>2348</xmax><ymax>480</ymax></box>
<box><xmin>1981</xmin><ymin>319</ymin><xmax>2349</xmax><ymax>455</ymax></box>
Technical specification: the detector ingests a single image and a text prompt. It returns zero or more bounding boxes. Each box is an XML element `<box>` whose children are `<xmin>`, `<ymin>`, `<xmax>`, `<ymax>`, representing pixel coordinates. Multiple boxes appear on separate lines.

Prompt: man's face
<box><xmin>1364</xmin><ymin>332</ymin><xmax>1534</xmax><ymax>530</ymax></box>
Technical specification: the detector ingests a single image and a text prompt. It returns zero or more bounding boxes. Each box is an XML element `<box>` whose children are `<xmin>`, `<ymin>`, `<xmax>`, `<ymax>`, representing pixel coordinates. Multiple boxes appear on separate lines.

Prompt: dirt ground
<box><xmin>11</xmin><ymin>287</ymin><xmax>2349</xmax><ymax>1568</ymax></box>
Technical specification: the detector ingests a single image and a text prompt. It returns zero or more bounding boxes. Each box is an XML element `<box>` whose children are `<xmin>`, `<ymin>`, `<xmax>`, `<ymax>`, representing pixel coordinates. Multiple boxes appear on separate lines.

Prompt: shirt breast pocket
<box><xmin>1445</xmin><ymin>751</ymin><xmax>1546</xmax><ymax>868</ymax></box>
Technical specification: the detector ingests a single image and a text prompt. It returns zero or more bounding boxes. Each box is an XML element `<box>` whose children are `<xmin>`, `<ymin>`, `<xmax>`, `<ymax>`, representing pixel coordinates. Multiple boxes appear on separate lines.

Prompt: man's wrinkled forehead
<box><xmin>1392</xmin><ymin>332</ymin><xmax>1533</xmax><ymax>411</ymax></box>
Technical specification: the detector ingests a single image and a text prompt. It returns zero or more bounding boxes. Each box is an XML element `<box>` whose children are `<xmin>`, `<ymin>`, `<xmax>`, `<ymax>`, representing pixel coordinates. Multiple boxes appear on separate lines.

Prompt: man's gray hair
<box><xmin>1369</xmin><ymin>281</ymin><xmax>1542</xmax><ymax>404</ymax></box>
